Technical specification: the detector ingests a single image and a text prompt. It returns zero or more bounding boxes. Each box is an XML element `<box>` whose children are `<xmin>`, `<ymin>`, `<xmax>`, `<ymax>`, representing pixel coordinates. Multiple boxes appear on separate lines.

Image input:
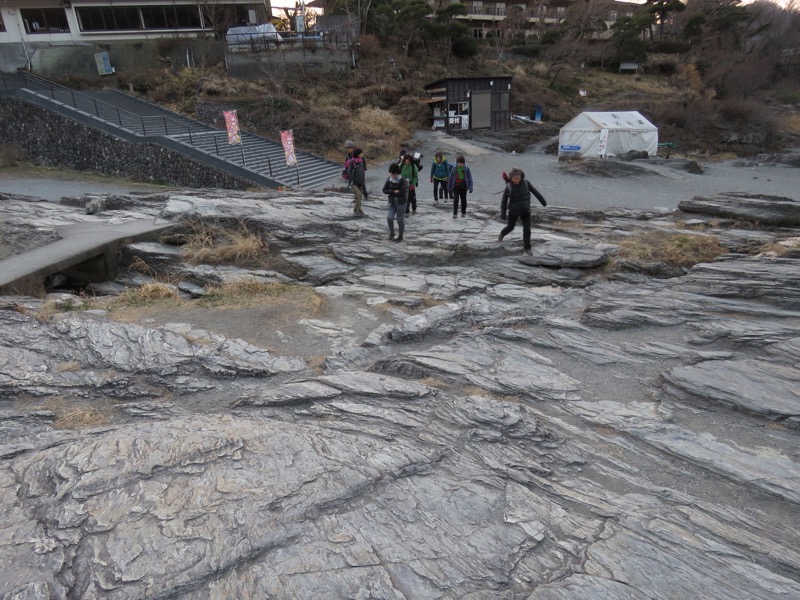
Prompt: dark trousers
<box><xmin>500</xmin><ymin>213</ymin><xmax>532</xmax><ymax>249</ymax></box>
<box><xmin>405</xmin><ymin>186</ymin><xmax>417</xmax><ymax>213</ymax></box>
<box><xmin>433</xmin><ymin>179</ymin><xmax>447</xmax><ymax>201</ymax></box>
<box><xmin>452</xmin><ymin>187</ymin><xmax>467</xmax><ymax>215</ymax></box>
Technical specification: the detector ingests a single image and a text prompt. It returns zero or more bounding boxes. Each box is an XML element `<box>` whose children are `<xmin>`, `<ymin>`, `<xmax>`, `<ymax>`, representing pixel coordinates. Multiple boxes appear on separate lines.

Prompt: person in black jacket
<box><xmin>498</xmin><ymin>168</ymin><xmax>547</xmax><ymax>256</ymax></box>
<box><xmin>382</xmin><ymin>163</ymin><xmax>408</xmax><ymax>242</ymax></box>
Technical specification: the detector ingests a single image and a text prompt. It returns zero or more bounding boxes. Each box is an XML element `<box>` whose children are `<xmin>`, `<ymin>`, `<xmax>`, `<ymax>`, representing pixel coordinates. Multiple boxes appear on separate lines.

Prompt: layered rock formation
<box><xmin>0</xmin><ymin>188</ymin><xmax>798</xmax><ymax>599</ymax></box>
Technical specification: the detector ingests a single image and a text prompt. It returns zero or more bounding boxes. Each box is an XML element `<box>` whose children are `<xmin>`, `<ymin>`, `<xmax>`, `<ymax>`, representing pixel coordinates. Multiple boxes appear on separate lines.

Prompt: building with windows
<box><xmin>425</xmin><ymin>0</ymin><xmax>640</xmax><ymax>40</ymax></box>
<box><xmin>0</xmin><ymin>1</ymin><xmax>270</xmax><ymax>72</ymax></box>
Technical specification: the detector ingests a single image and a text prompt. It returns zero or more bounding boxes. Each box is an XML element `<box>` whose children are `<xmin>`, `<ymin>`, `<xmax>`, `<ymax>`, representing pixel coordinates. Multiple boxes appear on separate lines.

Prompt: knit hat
<box><xmin>345</xmin><ymin>140</ymin><xmax>356</xmax><ymax>148</ymax></box>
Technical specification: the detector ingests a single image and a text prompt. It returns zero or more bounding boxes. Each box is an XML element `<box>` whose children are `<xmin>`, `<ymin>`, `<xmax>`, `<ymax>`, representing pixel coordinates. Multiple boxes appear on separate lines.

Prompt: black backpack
<box><xmin>350</xmin><ymin>160</ymin><xmax>366</xmax><ymax>185</ymax></box>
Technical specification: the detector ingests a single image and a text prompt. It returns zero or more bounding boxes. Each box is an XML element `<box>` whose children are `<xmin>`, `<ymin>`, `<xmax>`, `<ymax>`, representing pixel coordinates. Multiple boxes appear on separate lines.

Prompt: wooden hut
<box><xmin>423</xmin><ymin>76</ymin><xmax>512</xmax><ymax>134</ymax></box>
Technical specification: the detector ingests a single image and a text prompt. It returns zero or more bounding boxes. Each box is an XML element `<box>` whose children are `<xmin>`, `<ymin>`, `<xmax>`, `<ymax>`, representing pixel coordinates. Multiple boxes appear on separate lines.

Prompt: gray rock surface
<box><xmin>0</xmin><ymin>185</ymin><xmax>799</xmax><ymax>599</ymax></box>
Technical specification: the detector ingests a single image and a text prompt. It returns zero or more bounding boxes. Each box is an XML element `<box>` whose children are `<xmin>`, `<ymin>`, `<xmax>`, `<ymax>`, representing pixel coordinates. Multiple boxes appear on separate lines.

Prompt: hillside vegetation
<box><xmin>108</xmin><ymin>1</ymin><xmax>800</xmax><ymax>162</ymax></box>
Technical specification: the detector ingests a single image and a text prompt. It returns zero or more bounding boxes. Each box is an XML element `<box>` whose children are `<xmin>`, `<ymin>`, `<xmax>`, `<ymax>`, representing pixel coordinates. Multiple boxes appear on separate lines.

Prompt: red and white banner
<box><xmin>223</xmin><ymin>110</ymin><xmax>241</xmax><ymax>145</ymax></box>
<box><xmin>280</xmin><ymin>129</ymin><xmax>297</xmax><ymax>166</ymax></box>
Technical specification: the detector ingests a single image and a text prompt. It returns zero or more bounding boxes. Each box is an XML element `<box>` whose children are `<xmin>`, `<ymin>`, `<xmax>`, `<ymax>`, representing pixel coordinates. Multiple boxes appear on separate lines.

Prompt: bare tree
<box><xmin>488</xmin><ymin>5</ymin><xmax>530</xmax><ymax>60</ymax></box>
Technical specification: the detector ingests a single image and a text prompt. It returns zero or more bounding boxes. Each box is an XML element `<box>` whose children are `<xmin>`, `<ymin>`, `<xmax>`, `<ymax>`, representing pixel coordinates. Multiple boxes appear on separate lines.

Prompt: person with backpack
<box><xmin>400</xmin><ymin>153</ymin><xmax>419</xmax><ymax>215</ymax></box>
<box><xmin>382</xmin><ymin>163</ymin><xmax>408</xmax><ymax>243</ymax></box>
<box><xmin>429</xmin><ymin>151</ymin><xmax>451</xmax><ymax>205</ymax></box>
<box><xmin>447</xmin><ymin>155</ymin><xmax>473</xmax><ymax>219</ymax></box>
<box><xmin>345</xmin><ymin>148</ymin><xmax>367</xmax><ymax>215</ymax></box>
<box><xmin>498</xmin><ymin>168</ymin><xmax>547</xmax><ymax>256</ymax></box>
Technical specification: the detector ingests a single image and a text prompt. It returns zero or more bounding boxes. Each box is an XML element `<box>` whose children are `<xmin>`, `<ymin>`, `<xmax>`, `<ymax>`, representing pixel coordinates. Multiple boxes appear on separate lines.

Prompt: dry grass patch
<box><xmin>41</xmin><ymin>398</ymin><xmax>112</xmax><ymax>430</ymax></box>
<box><xmin>198</xmin><ymin>280</ymin><xmax>326</xmax><ymax>314</ymax></box>
<box><xmin>306</xmin><ymin>355</ymin><xmax>328</xmax><ymax>374</ymax></box>
<box><xmin>180</xmin><ymin>220</ymin><xmax>267</xmax><ymax>266</ymax></box>
<box><xmin>463</xmin><ymin>385</ymin><xmax>520</xmax><ymax>403</ymax></box>
<box><xmin>419</xmin><ymin>376</ymin><xmax>449</xmax><ymax>389</ymax></box>
<box><xmin>617</xmin><ymin>231</ymin><xmax>728</xmax><ymax>268</ymax></box>
<box><xmin>784</xmin><ymin>113</ymin><xmax>800</xmax><ymax>135</ymax></box>
<box><xmin>755</xmin><ymin>237</ymin><xmax>800</xmax><ymax>257</ymax></box>
<box><xmin>104</xmin><ymin>283</ymin><xmax>182</xmax><ymax>317</ymax></box>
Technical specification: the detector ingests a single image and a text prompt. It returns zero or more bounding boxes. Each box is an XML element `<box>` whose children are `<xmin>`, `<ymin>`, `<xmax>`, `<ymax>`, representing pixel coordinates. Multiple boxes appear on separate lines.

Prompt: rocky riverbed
<box><xmin>0</xmin><ymin>172</ymin><xmax>799</xmax><ymax>598</ymax></box>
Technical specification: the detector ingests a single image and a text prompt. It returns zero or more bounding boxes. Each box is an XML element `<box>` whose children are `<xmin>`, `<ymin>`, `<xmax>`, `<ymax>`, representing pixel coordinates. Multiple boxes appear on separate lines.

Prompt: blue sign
<box><xmin>560</xmin><ymin>145</ymin><xmax>581</xmax><ymax>152</ymax></box>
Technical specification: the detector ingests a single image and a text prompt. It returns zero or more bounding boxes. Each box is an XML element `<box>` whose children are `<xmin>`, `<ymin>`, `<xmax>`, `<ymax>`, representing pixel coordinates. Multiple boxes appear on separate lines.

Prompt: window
<box><xmin>21</xmin><ymin>8</ymin><xmax>70</xmax><ymax>34</ymax></box>
<box><xmin>77</xmin><ymin>7</ymin><xmax>142</xmax><ymax>31</ymax></box>
<box><xmin>141</xmin><ymin>5</ymin><xmax>202</xmax><ymax>29</ymax></box>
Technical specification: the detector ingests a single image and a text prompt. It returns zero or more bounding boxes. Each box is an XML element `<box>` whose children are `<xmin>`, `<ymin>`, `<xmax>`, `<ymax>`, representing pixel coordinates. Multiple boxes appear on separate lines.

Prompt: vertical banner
<box><xmin>597</xmin><ymin>127</ymin><xmax>610</xmax><ymax>157</ymax></box>
<box><xmin>280</xmin><ymin>129</ymin><xmax>297</xmax><ymax>166</ymax></box>
<box><xmin>223</xmin><ymin>110</ymin><xmax>241</xmax><ymax>145</ymax></box>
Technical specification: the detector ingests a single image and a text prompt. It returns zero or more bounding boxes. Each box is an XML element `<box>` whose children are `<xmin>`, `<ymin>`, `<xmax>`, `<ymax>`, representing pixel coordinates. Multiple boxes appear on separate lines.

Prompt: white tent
<box><xmin>558</xmin><ymin>111</ymin><xmax>658</xmax><ymax>158</ymax></box>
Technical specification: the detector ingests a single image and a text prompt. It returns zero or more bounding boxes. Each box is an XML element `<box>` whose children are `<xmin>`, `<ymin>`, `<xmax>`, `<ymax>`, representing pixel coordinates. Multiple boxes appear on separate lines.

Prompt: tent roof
<box><xmin>561</xmin><ymin>111</ymin><xmax>657</xmax><ymax>132</ymax></box>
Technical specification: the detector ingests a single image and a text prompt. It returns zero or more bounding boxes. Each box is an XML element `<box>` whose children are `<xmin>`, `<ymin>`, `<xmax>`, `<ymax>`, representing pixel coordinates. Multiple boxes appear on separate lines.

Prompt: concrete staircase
<box><xmin>0</xmin><ymin>71</ymin><xmax>342</xmax><ymax>190</ymax></box>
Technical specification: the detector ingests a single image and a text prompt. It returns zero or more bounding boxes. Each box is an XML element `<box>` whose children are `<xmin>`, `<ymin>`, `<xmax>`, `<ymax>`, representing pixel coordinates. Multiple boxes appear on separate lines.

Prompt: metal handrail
<box><xmin>16</xmin><ymin>72</ymin><xmax>197</xmax><ymax>136</ymax></box>
<box><xmin>9</xmin><ymin>71</ymin><xmax>340</xmax><ymax>188</ymax></box>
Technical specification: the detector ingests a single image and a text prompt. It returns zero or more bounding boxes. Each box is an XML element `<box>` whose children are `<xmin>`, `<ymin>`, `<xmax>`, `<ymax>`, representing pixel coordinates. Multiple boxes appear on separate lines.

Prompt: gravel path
<box><xmin>363</xmin><ymin>130</ymin><xmax>799</xmax><ymax>212</ymax></box>
<box><xmin>1</xmin><ymin>134</ymin><xmax>796</xmax><ymax>211</ymax></box>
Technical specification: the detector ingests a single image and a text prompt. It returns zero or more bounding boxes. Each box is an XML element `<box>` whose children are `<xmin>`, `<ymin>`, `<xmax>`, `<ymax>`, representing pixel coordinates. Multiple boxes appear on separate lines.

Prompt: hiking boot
<box><xmin>394</xmin><ymin>236</ymin><xmax>404</xmax><ymax>243</ymax></box>
<box><xmin>452</xmin><ymin>214</ymin><xmax>457</xmax><ymax>219</ymax></box>
<box><xmin>412</xmin><ymin>210</ymin><xmax>417</xmax><ymax>214</ymax></box>
<box><xmin>461</xmin><ymin>213</ymin><xmax>466</xmax><ymax>217</ymax></box>
<box><xmin>523</xmin><ymin>248</ymin><xmax>533</xmax><ymax>256</ymax></box>
<box><xmin>497</xmin><ymin>232</ymin><xmax>505</xmax><ymax>242</ymax></box>
<box><xmin>389</xmin><ymin>232</ymin><xmax>395</xmax><ymax>240</ymax></box>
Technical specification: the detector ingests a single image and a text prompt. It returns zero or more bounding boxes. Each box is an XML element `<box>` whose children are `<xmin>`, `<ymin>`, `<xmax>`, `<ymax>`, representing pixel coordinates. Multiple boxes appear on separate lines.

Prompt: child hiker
<box><xmin>447</xmin><ymin>155</ymin><xmax>473</xmax><ymax>219</ymax></box>
<box><xmin>382</xmin><ymin>163</ymin><xmax>408</xmax><ymax>243</ymax></box>
<box><xmin>499</xmin><ymin>168</ymin><xmax>547</xmax><ymax>256</ymax></box>
<box><xmin>429</xmin><ymin>151</ymin><xmax>451</xmax><ymax>205</ymax></box>
<box><xmin>400</xmin><ymin>153</ymin><xmax>419</xmax><ymax>215</ymax></box>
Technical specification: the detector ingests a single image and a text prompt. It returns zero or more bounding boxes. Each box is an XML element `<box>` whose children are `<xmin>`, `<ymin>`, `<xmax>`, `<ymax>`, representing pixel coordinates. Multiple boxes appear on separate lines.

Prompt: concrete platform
<box><xmin>0</xmin><ymin>218</ymin><xmax>174</xmax><ymax>294</ymax></box>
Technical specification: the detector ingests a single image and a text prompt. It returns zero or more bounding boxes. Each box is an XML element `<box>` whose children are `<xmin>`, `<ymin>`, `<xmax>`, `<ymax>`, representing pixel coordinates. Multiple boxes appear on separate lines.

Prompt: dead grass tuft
<box><xmin>41</xmin><ymin>398</ymin><xmax>112</xmax><ymax>430</ymax></box>
<box><xmin>110</xmin><ymin>283</ymin><xmax>181</xmax><ymax>309</ymax></box>
<box><xmin>55</xmin><ymin>361</ymin><xmax>81</xmax><ymax>373</ymax></box>
<box><xmin>419</xmin><ymin>376</ymin><xmax>449</xmax><ymax>389</ymax></box>
<box><xmin>617</xmin><ymin>231</ymin><xmax>728</xmax><ymax>268</ymax></box>
<box><xmin>754</xmin><ymin>237</ymin><xmax>800</xmax><ymax>257</ymax></box>
<box><xmin>198</xmin><ymin>280</ymin><xmax>326</xmax><ymax>314</ymax></box>
<box><xmin>306</xmin><ymin>355</ymin><xmax>328</xmax><ymax>374</ymax></box>
<box><xmin>180</xmin><ymin>220</ymin><xmax>267</xmax><ymax>266</ymax></box>
<box><xmin>463</xmin><ymin>385</ymin><xmax>519</xmax><ymax>402</ymax></box>
<box><xmin>35</xmin><ymin>295</ymin><xmax>94</xmax><ymax>322</ymax></box>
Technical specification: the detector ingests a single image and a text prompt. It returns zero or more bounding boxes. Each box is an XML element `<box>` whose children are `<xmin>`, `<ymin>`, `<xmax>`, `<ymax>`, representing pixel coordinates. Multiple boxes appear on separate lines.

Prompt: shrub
<box><xmin>358</xmin><ymin>35</ymin><xmax>383</xmax><ymax>58</ymax></box>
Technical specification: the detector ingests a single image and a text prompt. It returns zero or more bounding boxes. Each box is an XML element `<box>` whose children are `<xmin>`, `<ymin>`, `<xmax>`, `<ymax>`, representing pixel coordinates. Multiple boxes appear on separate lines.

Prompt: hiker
<box><xmin>429</xmin><ymin>151</ymin><xmax>451</xmax><ymax>205</ymax></box>
<box><xmin>447</xmin><ymin>155</ymin><xmax>473</xmax><ymax>219</ymax></box>
<box><xmin>498</xmin><ymin>168</ymin><xmax>547</xmax><ymax>256</ymax></box>
<box><xmin>344</xmin><ymin>140</ymin><xmax>356</xmax><ymax>163</ymax></box>
<box><xmin>342</xmin><ymin>140</ymin><xmax>367</xmax><ymax>200</ymax></box>
<box><xmin>397</xmin><ymin>148</ymin><xmax>423</xmax><ymax>170</ymax></box>
<box><xmin>345</xmin><ymin>148</ymin><xmax>367</xmax><ymax>215</ymax></box>
<box><xmin>400</xmin><ymin>153</ymin><xmax>419</xmax><ymax>215</ymax></box>
<box><xmin>382</xmin><ymin>162</ymin><xmax>408</xmax><ymax>243</ymax></box>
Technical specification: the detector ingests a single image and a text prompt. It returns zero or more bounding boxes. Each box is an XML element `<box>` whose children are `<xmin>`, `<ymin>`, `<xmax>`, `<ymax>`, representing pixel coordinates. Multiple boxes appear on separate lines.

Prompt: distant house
<box><xmin>423</xmin><ymin>76</ymin><xmax>512</xmax><ymax>134</ymax></box>
<box><xmin>0</xmin><ymin>1</ymin><xmax>268</xmax><ymax>72</ymax></box>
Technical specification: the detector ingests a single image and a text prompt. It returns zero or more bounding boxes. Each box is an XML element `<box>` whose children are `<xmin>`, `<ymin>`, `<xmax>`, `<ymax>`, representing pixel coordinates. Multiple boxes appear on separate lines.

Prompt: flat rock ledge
<box><xmin>0</xmin><ymin>189</ymin><xmax>799</xmax><ymax>599</ymax></box>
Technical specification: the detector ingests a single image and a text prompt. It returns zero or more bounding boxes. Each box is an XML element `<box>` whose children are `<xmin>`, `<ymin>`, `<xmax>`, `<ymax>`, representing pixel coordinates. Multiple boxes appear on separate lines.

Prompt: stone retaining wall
<box><xmin>0</xmin><ymin>96</ymin><xmax>253</xmax><ymax>190</ymax></box>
